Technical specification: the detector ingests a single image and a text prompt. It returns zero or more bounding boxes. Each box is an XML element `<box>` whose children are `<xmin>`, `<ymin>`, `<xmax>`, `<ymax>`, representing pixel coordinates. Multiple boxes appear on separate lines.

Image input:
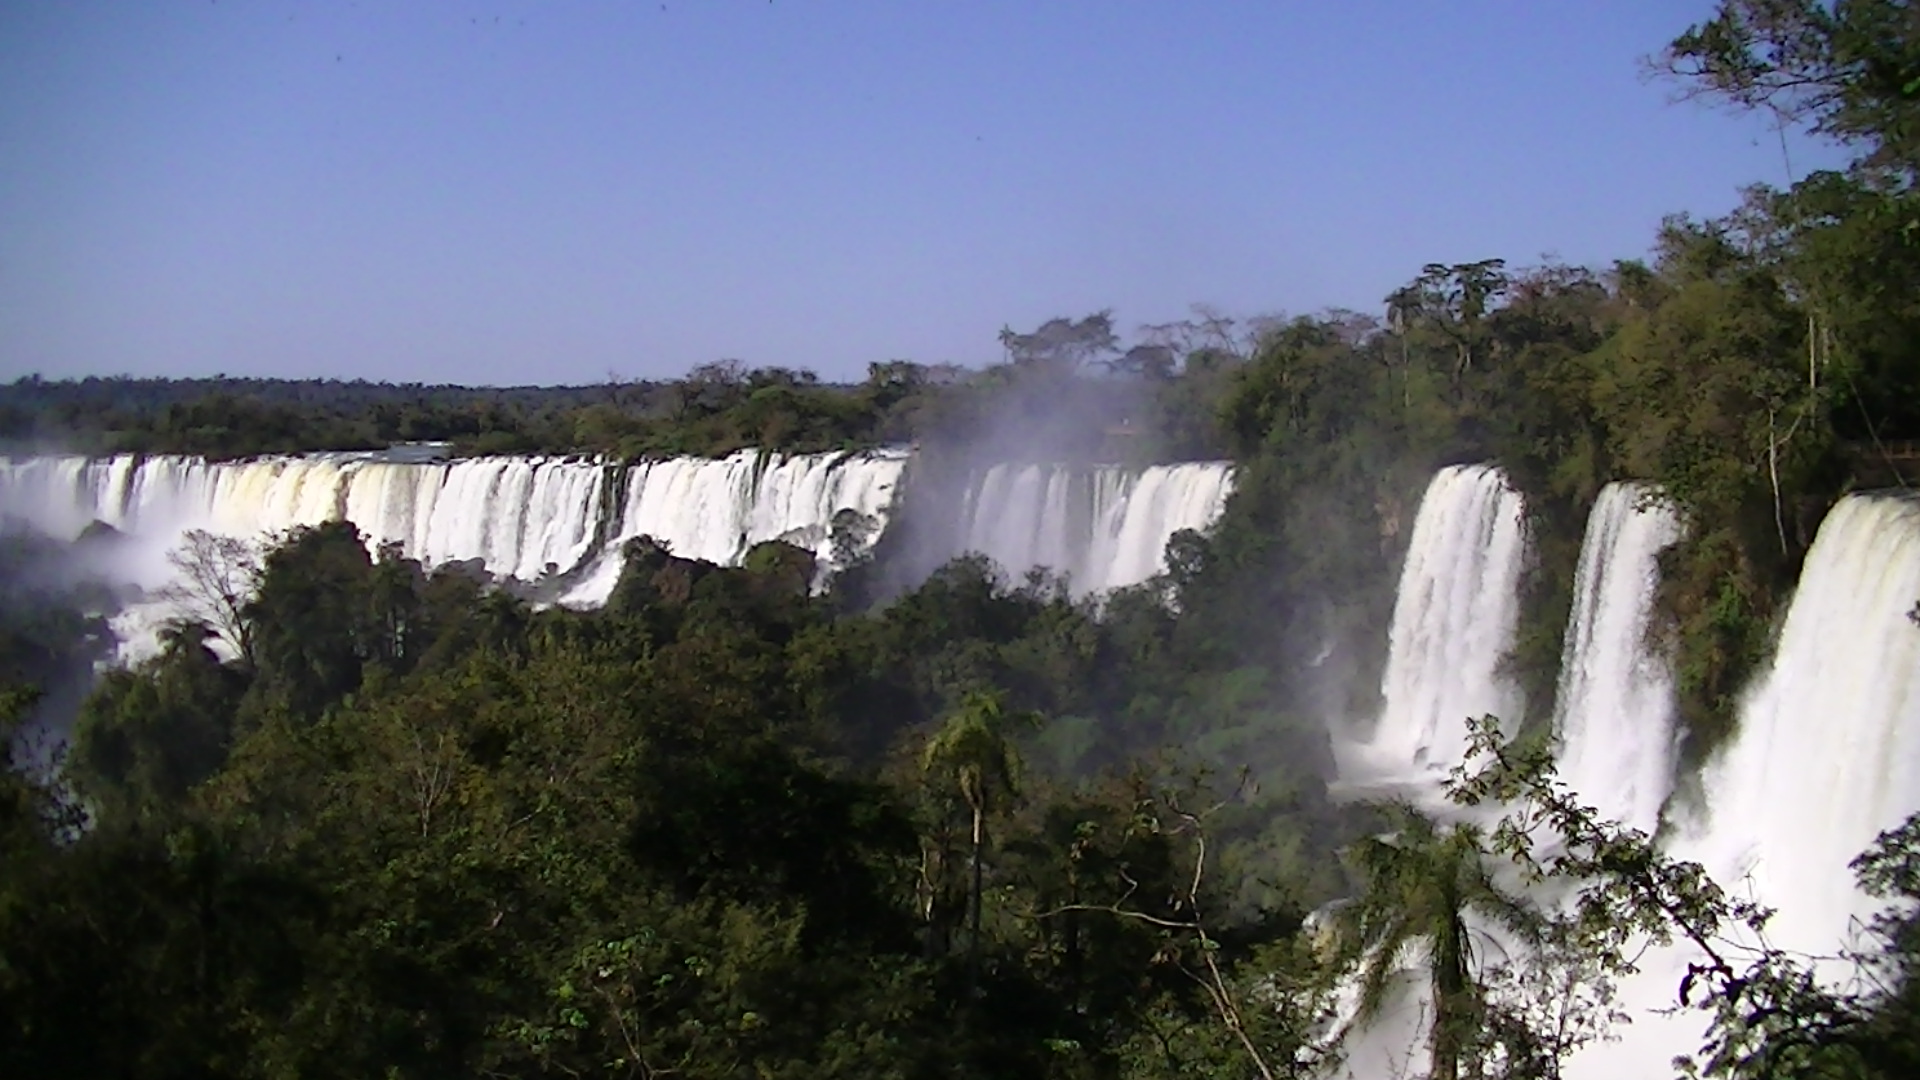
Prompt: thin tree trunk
<box><xmin>1065</xmin><ymin>873</ymin><xmax>1082</xmax><ymax>1007</ymax></box>
<box><xmin>1432</xmin><ymin>906</ymin><xmax>1469</xmax><ymax>1080</ymax></box>
<box><xmin>1768</xmin><ymin>407</ymin><xmax>1789</xmax><ymax>556</ymax></box>
<box><xmin>1402</xmin><ymin>335</ymin><xmax>1411</xmax><ymax>409</ymax></box>
<box><xmin>969</xmin><ymin>788</ymin><xmax>986</xmax><ymax>991</ymax></box>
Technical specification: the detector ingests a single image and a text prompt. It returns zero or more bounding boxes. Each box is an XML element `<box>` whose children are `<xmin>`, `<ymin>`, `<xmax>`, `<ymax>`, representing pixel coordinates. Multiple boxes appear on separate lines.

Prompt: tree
<box><xmin>1334</xmin><ymin>805</ymin><xmax>1543</xmax><ymax>1080</ymax></box>
<box><xmin>66</xmin><ymin>620</ymin><xmax>247</xmax><ymax>828</ymax></box>
<box><xmin>1139</xmin><ymin>303</ymin><xmax>1265</xmax><ymax>363</ymax></box>
<box><xmin>1659</xmin><ymin>0</ymin><xmax>1920</xmax><ymax>181</ymax></box>
<box><xmin>1379</xmin><ymin>284</ymin><xmax>1425</xmax><ymax>410</ymax></box>
<box><xmin>1035</xmin><ymin>771</ymin><xmax>1337</xmax><ymax>1080</ymax></box>
<box><xmin>0</xmin><ymin>683</ymin><xmax>58</xmax><ymax>847</ymax></box>
<box><xmin>921</xmin><ymin>692</ymin><xmax>1028</xmax><ymax>986</ymax></box>
<box><xmin>243</xmin><ymin>521</ymin><xmax>380</xmax><ymax>722</ymax></box>
<box><xmin>1405</xmin><ymin>259</ymin><xmax>1511</xmax><ymax>378</ymax></box>
<box><xmin>672</xmin><ymin>358</ymin><xmax>749</xmax><ymax>420</ymax></box>
<box><xmin>998</xmin><ymin>312</ymin><xmax>1121</xmax><ymax>374</ymax></box>
<box><xmin>159</xmin><ymin>529</ymin><xmax>261</xmax><ymax>666</ymax></box>
<box><xmin>1107</xmin><ymin>343</ymin><xmax>1179</xmax><ymax>380</ymax></box>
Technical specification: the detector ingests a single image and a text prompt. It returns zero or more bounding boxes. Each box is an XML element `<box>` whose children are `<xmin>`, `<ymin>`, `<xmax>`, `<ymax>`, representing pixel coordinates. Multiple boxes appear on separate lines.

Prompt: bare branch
<box><xmin>159</xmin><ymin>529</ymin><xmax>261</xmax><ymax>664</ymax></box>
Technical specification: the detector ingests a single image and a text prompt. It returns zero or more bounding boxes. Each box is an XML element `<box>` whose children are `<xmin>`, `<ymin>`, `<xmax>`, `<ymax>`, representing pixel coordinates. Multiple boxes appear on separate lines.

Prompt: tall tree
<box><xmin>998</xmin><ymin>312</ymin><xmax>1121</xmax><ymax>374</ymax></box>
<box><xmin>922</xmin><ymin>692</ymin><xmax>1028</xmax><ymax>987</ymax></box>
<box><xmin>1335</xmin><ymin>805</ymin><xmax>1542</xmax><ymax>1080</ymax></box>
<box><xmin>244</xmin><ymin>521</ymin><xmax>380</xmax><ymax>722</ymax></box>
<box><xmin>67</xmin><ymin>621</ymin><xmax>247</xmax><ymax>828</ymax></box>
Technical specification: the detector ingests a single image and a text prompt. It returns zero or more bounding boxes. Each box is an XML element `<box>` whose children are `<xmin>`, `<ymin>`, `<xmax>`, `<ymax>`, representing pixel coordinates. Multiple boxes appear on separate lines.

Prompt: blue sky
<box><xmin>0</xmin><ymin>1</ymin><xmax>1846</xmax><ymax>385</ymax></box>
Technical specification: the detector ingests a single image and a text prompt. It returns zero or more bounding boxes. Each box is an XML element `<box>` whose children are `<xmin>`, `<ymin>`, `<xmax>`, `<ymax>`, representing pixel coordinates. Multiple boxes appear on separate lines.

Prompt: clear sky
<box><xmin>0</xmin><ymin>1</ymin><xmax>1846</xmax><ymax>386</ymax></box>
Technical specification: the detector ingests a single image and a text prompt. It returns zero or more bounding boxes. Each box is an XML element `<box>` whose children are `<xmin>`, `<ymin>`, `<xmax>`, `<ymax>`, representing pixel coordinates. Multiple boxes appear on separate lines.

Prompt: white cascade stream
<box><xmin>1693</xmin><ymin>492</ymin><xmax>1920</xmax><ymax>950</ymax></box>
<box><xmin>951</xmin><ymin>460</ymin><xmax>1234</xmax><ymax>595</ymax></box>
<box><xmin>557</xmin><ymin>448</ymin><xmax>910</xmax><ymax>606</ymax></box>
<box><xmin>0</xmin><ymin>451</ymin><xmax>1237</xmax><ymax>618</ymax></box>
<box><xmin>1551</xmin><ymin>482</ymin><xmax>1684</xmax><ymax>836</ymax></box>
<box><xmin>1569</xmin><ymin>490</ymin><xmax>1920</xmax><ymax>1077</ymax></box>
<box><xmin>1327</xmin><ymin>464</ymin><xmax>1531</xmax><ymax>1077</ymax></box>
<box><xmin>1334</xmin><ymin>464</ymin><xmax>1529</xmax><ymax>797</ymax></box>
<box><xmin>1330</xmin><ymin>475</ymin><xmax>1920</xmax><ymax>1078</ymax></box>
<box><xmin>0</xmin><ymin>453</ymin><xmax>614</xmax><ymax>586</ymax></box>
<box><xmin>0</xmin><ymin>449</ymin><xmax>914</xmax><ymax>654</ymax></box>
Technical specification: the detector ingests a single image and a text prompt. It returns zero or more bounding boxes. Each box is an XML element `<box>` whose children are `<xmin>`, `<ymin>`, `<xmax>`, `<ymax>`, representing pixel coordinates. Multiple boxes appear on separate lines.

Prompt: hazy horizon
<box><xmin>1</xmin><ymin>2</ymin><xmax>1846</xmax><ymax>386</ymax></box>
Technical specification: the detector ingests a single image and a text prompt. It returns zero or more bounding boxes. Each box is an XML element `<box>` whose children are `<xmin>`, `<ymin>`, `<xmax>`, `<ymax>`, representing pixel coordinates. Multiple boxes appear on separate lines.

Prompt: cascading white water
<box><xmin>1567</xmin><ymin>490</ymin><xmax>1920</xmax><ymax>1078</ymax></box>
<box><xmin>1</xmin><ymin>451</ymin><xmax>1224</xmax><ymax>616</ymax></box>
<box><xmin>1697</xmin><ymin>492</ymin><xmax>1920</xmax><ymax>950</ymax></box>
<box><xmin>342</xmin><ymin>457</ymin><xmax>608</xmax><ymax>582</ymax></box>
<box><xmin>0</xmin><ymin>452</ymin><xmax>626</xmax><ymax>659</ymax></box>
<box><xmin>1551</xmin><ymin>483</ymin><xmax>1684</xmax><ymax>836</ymax></box>
<box><xmin>1323</xmin><ymin>464</ymin><xmax>1531</xmax><ymax>1076</ymax></box>
<box><xmin>0</xmin><ymin>453</ymin><xmax>612</xmax><ymax>585</ymax></box>
<box><xmin>0</xmin><ymin>449</ymin><xmax>913</xmax><ymax>651</ymax></box>
<box><xmin>1310</xmin><ymin>469</ymin><xmax>1920</xmax><ymax>1078</ymax></box>
<box><xmin>1337</xmin><ymin>464</ymin><xmax>1529</xmax><ymax>793</ymax></box>
<box><xmin>950</xmin><ymin>461</ymin><xmax>1234</xmax><ymax>595</ymax></box>
<box><xmin>556</xmin><ymin>448</ymin><xmax>909</xmax><ymax>605</ymax></box>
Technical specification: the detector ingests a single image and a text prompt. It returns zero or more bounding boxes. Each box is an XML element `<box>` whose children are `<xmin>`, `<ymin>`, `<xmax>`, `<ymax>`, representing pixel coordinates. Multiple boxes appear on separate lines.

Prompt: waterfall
<box><xmin>0</xmin><ymin>450</ymin><xmax>910</xmax><ymax>585</ymax></box>
<box><xmin>343</xmin><ymin>457</ymin><xmax>609</xmax><ymax>582</ymax></box>
<box><xmin>1551</xmin><ymin>483</ymin><xmax>1683</xmax><ymax>835</ymax></box>
<box><xmin>0</xmin><ymin>453</ymin><xmax>612</xmax><ymax>585</ymax></box>
<box><xmin>1693</xmin><ymin>492</ymin><xmax>1920</xmax><ymax>952</ymax></box>
<box><xmin>0</xmin><ymin>451</ymin><xmax>1219</xmax><ymax>614</ymax></box>
<box><xmin>1337</xmin><ymin>464</ymin><xmax>1528</xmax><ymax>791</ymax></box>
<box><xmin>557</xmin><ymin>448</ymin><xmax>909</xmax><ymax>606</ymax></box>
<box><xmin>0</xmin><ymin>449</ymin><xmax>912</xmax><ymax>650</ymax></box>
<box><xmin>1325</xmin><ymin>466</ymin><xmax>1532</xmax><ymax>1078</ymax></box>
<box><xmin>950</xmin><ymin>461</ymin><xmax>1233</xmax><ymax>595</ymax></box>
<box><xmin>1325</xmin><ymin>477</ymin><xmax>1920</xmax><ymax>1076</ymax></box>
<box><xmin>1564</xmin><ymin>491</ymin><xmax>1920</xmax><ymax>1077</ymax></box>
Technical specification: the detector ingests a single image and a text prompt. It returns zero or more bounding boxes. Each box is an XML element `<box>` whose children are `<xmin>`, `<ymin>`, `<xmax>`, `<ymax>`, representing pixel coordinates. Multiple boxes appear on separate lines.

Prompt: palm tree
<box><xmin>921</xmin><ymin>692</ymin><xmax>1027</xmax><ymax>987</ymax></box>
<box><xmin>1336</xmin><ymin>804</ymin><xmax>1542</xmax><ymax>1080</ymax></box>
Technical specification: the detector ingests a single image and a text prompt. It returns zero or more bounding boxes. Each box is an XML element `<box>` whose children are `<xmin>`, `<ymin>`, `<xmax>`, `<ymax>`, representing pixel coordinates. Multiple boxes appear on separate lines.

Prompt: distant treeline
<box><xmin>0</xmin><ymin>314</ymin><xmax>1250</xmax><ymax>464</ymax></box>
<box><xmin>0</xmin><ymin>368</ymin><xmax>881</xmax><ymax>460</ymax></box>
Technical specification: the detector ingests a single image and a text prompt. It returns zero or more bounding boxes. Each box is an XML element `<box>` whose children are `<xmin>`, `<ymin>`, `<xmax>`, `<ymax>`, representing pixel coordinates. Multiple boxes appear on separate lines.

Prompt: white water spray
<box><xmin>951</xmin><ymin>461</ymin><xmax>1234</xmax><ymax>595</ymax></box>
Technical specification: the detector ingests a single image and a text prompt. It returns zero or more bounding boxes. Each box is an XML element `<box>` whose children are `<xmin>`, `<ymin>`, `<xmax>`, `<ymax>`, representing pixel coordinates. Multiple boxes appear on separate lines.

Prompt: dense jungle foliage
<box><xmin>5</xmin><ymin>3</ymin><xmax>1920</xmax><ymax>1077</ymax></box>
